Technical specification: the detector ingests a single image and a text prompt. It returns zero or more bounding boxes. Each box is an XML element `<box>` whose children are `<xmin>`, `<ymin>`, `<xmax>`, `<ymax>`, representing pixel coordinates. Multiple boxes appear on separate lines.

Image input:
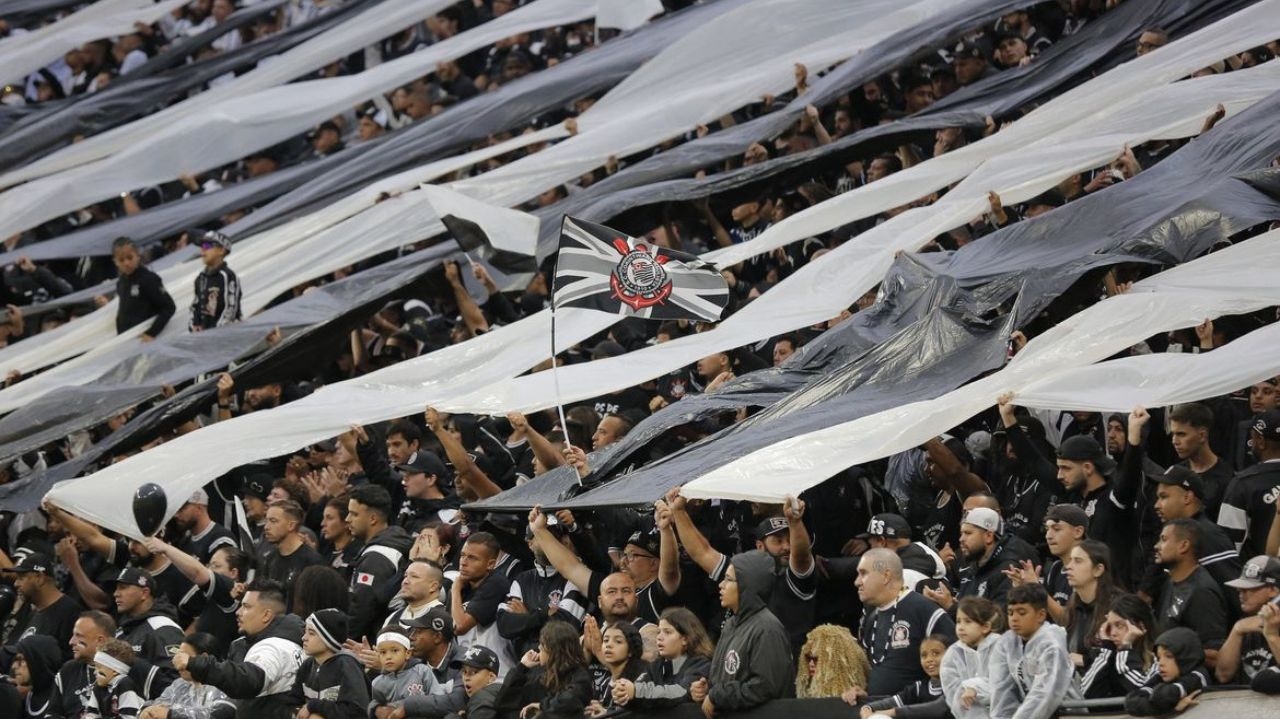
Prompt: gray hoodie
<box><xmin>989</xmin><ymin>623</ymin><xmax>1080</xmax><ymax>719</ymax></box>
<box><xmin>941</xmin><ymin>632</ymin><xmax>1001</xmax><ymax>719</ymax></box>
<box><xmin>370</xmin><ymin>659</ymin><xmax>438</xmax><ymax>713</ymax></box>
<box><xmin>707</xmin><ymin>551</ymin><xmax>794</xmax><ymax>712</ymax></box>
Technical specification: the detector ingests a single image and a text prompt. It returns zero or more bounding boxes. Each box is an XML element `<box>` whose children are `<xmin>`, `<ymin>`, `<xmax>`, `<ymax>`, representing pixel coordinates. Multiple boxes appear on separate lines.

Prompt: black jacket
<box><xmin>495</xmin><ymin>663</ymin><xmax>592</xmax><ymax>719</ymax></box>
<box><xmin>349</xmin><ymin>526</ymin><xmax>414</xmax><ymax>641</ymax></box>
<box><xmin>16</xmin><ymin>635</ymin><xmax>62</xmax><ymax>719</ymax></box>
<box><xmin>291</xmin><ymin>653</ymin><xmax>369</xmax><ymax>719</ymax></box>
<box><xmin>3</xmin><ymin>265</ymin><xmax>72</xmax><ymax>305</ymax></box>
<box><xmin>116</xmin><ymin>603</ymin><xmax>185</xmax><ymax>698</ymax></box>
<box><xmin>630</xmin><ymin>654</ymin><xmax>712</xmax><ymax>711</ymax></box>
<box><xmin>116</xmin><ymin>265</ymin><xmax>176</xmax><ymax>337</ymax></box>
<box><xmin>188</xmin><ymin>614</ymin><xmax>305</xmax><ymax>719</ymax></box>
<box><xmin>189</xmin><ymin>262</ymin><xmax>241</xmax><ymax>331</ymax></box>
<box><xmin>1124</xmin><ymin>628</ymin><xmax>1209</xmax><ymax>716</ymax></box>
<box><xmin>708</xmin><ymin>551</ymin><xmax>794</xmax><ymax>711</ymax></box>
<box><xmin>1218</xmin><ymin>460</ymin><xmax>1280</xmax><ymax>559</ymax></box>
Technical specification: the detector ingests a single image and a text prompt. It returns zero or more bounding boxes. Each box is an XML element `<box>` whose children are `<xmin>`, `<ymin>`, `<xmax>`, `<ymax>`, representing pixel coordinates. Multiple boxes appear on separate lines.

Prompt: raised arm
<box><xmin>426</xmin><ymin>407</ymin><xmax>501</xmax><ymax>499</ymax></box>
<box><xmin>528</xmin><ymin>507</ymin><xmax>594</xmax><ymax>592</ymax></box>
<box><xmin>508</xmin><ymin>412</ymin><xmax>565</xmax><ymax>473</ymax></box>
<box><xmin>143</xmin><ymin>536</ymin><xmax>211</xmax><ymax>588</ymax></box>
<box><xmin>43</xmin><ymin>500</ymin><xmax>114</xmax><ymax>556</ymax></box>
<box><xmin>784</xmin><ymin>495</ymin><xmax>813</xmax><ymax>576</ymax></box>
<box><xmin>654</xmin><ymin>500</ymin><xmax>681</xmax><ymax>596</ymax></box>
<box><xmin>445</xmin><ymin>261</ymin><xmax>489</xmax><ymax>336</ymax></box>
<box><xmin>665</xmin><ymin>488</ymin><xmax>726</xmax><ymax>576</ymax></box>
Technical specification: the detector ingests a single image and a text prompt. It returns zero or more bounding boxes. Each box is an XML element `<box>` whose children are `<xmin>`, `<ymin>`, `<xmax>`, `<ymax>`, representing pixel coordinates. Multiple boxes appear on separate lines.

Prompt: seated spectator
<box><xmin>1152</xmin><ymin>519</ymin><xmax>1231</xmax><ymax>661</ymax></box>
<box><xmin>292</xmin><ymin>609</ymin><xmax>369</xmax><ymax>719</ymax></box>
<box><xmin>369</xmin><ymin>628</ymin><xmax>438</xmax><ymax>717</ymax></box>
<box><xmin>941</xmin><ymin>597</ymin><xmax>1004</xmax><ymax>719</ymax></box>
<box><xmin>1124</xmin><ymin>628</ymin><xmax>1208</xmax><ymax>716</ymax></box>
<box><xmin>139</xmin><ymin>632</ymin><xmax>235</xmax><ymax>719</ymax></box>
<box><xmin>1216</xmin><ymin>555</ymin><xmax>1280</xmax><ymax>683</ymax></box>
<box><xmin>1080</xmin><ymin>593</ymin><xmax>1156</xmax><ymax>699</ymax></box>
<box><xmin>989</xmin><ymin>584</ymin><xmax>1080</xmax><ymax>719</ymax></box>
<box><xmin>495</xmin><ymin>622</ymin><xmax>592</xmax><ymax>719</ymax></box>
<box><xmin>795</xmin><ymin>624</ymin><xmax>870</xmax><ymax>702</ymax></box>
<box><xmin>613</xmin><ymin>607</ymin><xmax>714</xmax><ymax>711</ymax></box>
<box><xmin>94</xmin><ymin>639</ymin><xmax>144</xmax><ymax>719</ymax></box>
<box><xmin>450</xmin><ymin>645</ymin><xmax>503</xmax><ymax>719</ymax></box>
<box><xmin>860</xmin><ymin>634</ymin><xmax>950</xmax><ymax>718</ymax></box>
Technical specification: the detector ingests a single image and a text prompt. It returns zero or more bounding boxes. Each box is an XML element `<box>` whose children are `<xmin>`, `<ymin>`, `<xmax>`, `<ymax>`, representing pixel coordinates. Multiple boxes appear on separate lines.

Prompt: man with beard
<box><xmin>1220</xmin><ymin>409</ymin><xmax>1280</xmax><ymax>558</ymax></box>
<box><xmin>45</xmin><ymin>501</ymin><xmax>203</xmax><ymax>625</ymax></box>
<box><xmin>260</xmin><ymin>500</ymin><xmax>323</xmax><ymax>606</ymax></box>
<box><xmin>498</xmin><ymin>518</ymin><xmax>588</xmax><ymax>656</ymax></box>
<box><xmin>5</xmin><ymin>553</ymin><xmax>82</xmax><ymax>663</ymax></box>
<box><xmin>1153</xmin><ymin>519</ymin><xmax>1231</xmax><ymax>668</ymax></box>
<box><xmin>1216</xmin><ymin>556</ymin><xmax>1280</xmax><ymax>683</ymax></box>
<box><xmin>346</xmin><ymin>485</ymin><xmax>414</xmax><ymax>643</ymax></box>
<box><xmin>1057</xmin><ymin>434</ymin><xmax>1138</xmax><ymax>585</ymax></box>
<box><xmin>952</xmin><ymin>508</ymin><xmax>1018</xmax><ymax>605</ymax></box>
<box><xmin>109</xmin><ymin>567</ymin><xmax>185</xmax><ymax>699</ymax></box>
<box><xmin>173</xmin><ymin>489</ymin><xmax>235</xmax><ymax>563</ymax></box>
<box><xmin>54</xmin><ymin>610</ymin><xmax>116</xmax><ymax>716</ymax></box>
<box><xmin>992</xmin><ymin>393</ymin><xmax>1059</xmax><ymax>546</ymax></box>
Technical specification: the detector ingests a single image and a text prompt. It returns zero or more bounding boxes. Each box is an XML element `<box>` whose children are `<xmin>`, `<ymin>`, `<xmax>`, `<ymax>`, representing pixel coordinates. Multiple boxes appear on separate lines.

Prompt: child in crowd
<box><xmin>941</xmin><ymin>597</ymin><xmax>1004</xmax><ymax>719</ymax></box>
<box><xmin>861</xmin><ymin>635</ymin><xmax>951</xmax><ymax>718</ymax></box>
<box><xmin>496</xmin><ymin>622</ymin><xmax>593</xmax><ymax>719</ymax></box>
<box><xmin>795</xmin><ymin>624</ymin><xmax>872</xmax><ymax>701</ymax></box>
<box><xmin>989</xmin><ymin>584</ymin><xmax>1080</xmax><ymax>719</ymax></box>
<box><xmin>614</xmin><ymin>607</ymin><xmax>714</xmax><ymax>711</ymax></box>
<box><xmin>1080</xmin><ymin>593</ymin><xmax>1156</xmax><ymax>699</ymax></box>
<box><xmin>11</xmin><ymin>635</ymin><xmax>62</xmax><ymax>719</ymax></box>
<box><xmin>370</xmin><ymin>627</ymin><xmax>439</xmax><ymax>715</ymax></box>
<box><xmin>140</xmin><ymin>633</ymin><xmax>235</xmax><ymax>719</ymax></box>
<box><xmin>587</xmin><ymin>622</ymin><xmax>647</xmax><ymax>714</ymax></box>
<box><xmin>447</xmin><ymin>645</ymin><xmax>503</xmax><ymax>719</ymax></box>
<box><xmin>292</xmin><ymin>609</ymin><xmax>370</xmax><ymax>719</ymax></box>
<box><xmin>1123</xmin><ymin>628</ymin><xmax>1209</xmax><ymax>716</ymax></box>
<box><xmin>94</xmin><ymin>639</ymin><xmax>144</xmax><ymax>719</ymax></box>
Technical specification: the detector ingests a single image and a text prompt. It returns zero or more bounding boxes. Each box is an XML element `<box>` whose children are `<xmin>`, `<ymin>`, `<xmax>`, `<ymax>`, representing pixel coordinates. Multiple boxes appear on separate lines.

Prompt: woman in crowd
<box><xmin>613</xmin><ymin>607</ymin><xmax>715</xmax><ymax>711</ymax></box>
<box><xmin>1080</xmin><ymin>593</ymin><xmax>1157</xmax><ymax>698</ymax></box>
<box><xmin>496</xmin><ymin>622</ymin><xmax>593</xmax><ymax>719</ymax></box>
<box><xmin>795</xmin><ymin>624</ymin><xmax>872</xmax><ymax>702</ymax></box>
<box><xmin>1063</xmin><ymin>540</ymin><xmax>1116</xmax><ymax>669</ymax></box>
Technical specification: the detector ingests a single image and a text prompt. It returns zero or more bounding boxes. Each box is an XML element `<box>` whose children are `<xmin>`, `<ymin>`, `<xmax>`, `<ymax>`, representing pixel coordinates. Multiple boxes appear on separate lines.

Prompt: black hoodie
<box><xmin>188</xmin><ymin>614</ymin><xmax>305</xmax><ymax>719</ymax></box>
<box><xmin>1124</xmin><ymin>627</ymin><xmax>1209</xmax><ymax>716</ymax></box>
<box><xmin>708</xmin><ymin>551</ymin><xmax>793</xmax><ymax>712</ymax></box>
<box><xmin>16</xmin><ymin>634</ymin><xmax>62</xmax><ymax>719</ymax></box>
<box><xmin>349</xmin><ymin>525</ymin><xmax>414</xmax><ymax>641</ymax></box>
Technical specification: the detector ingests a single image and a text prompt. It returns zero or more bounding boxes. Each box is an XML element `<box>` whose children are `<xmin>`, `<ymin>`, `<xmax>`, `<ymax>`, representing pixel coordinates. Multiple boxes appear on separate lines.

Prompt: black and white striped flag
<box><xmin>552</xmin><ymin>216</ymin><xmax>729</xmax><ymax>322</ymax></box>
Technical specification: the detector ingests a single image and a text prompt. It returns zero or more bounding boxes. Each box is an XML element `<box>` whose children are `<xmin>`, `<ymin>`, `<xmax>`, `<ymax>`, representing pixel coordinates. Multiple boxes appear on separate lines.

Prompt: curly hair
<box><xmin>795</xmin><ymin>624</ymin><xmax>871</xmax><ymax>698</ymax></box>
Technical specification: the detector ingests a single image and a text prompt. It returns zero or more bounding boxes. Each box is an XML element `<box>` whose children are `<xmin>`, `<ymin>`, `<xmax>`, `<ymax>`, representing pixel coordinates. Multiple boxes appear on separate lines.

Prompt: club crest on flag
<box><xmin>610</xmin><ymin>239</ymin><xmax>672</xmax><ymax>311</ymax></box>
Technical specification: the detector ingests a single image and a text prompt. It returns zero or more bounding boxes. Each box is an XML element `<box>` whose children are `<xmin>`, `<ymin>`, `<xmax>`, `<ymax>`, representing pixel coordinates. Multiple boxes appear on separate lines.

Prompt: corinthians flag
<box><xmin>553</xmin><ymin>216</ymin><xmax>729</xmax><ymax>322</ymax></box>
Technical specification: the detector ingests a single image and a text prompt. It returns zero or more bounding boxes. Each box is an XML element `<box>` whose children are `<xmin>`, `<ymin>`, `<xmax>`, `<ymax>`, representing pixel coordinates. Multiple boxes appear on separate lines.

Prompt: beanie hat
<box><xmin>307</xmin><ymin>609</ymin><xmax>349</xmax><ymax>653</ymax></box>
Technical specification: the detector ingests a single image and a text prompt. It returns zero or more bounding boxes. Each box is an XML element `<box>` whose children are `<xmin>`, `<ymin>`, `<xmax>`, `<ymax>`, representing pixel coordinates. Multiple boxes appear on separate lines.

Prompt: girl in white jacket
<box><xmin>941</xmin><ymin>597</ymin><xmax>1004</xmax><ymax>719</ymax></box>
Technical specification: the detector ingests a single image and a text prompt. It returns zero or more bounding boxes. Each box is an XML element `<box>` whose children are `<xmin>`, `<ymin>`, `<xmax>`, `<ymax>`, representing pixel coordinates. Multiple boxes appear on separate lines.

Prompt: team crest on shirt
<box><xmin>977</xmin><ymin>581</ymin><xmax>988</xmax><ymax>597</ymax></box>
<box><xmin>406</xmin><ymin>683</ymin><xmax>425</xmax><ymax>696</ymax></box>
<box><xmin>890</xmin><ymin>620</ymin><xmax>911</xmax><ymax>649</ymax></box>
<box><xmin>724</xmin><ymin>649</ymin><xmax>740</xmax><ymax>675</ymax></box>
<box><xmin>1084</xmin><ymin>498</ymin><xmax>1098</xmax><ymax>517</ymax></box>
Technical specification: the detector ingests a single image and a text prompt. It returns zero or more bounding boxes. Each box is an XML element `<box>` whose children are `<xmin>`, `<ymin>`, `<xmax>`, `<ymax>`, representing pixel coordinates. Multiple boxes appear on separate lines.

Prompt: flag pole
<box><xmin>548</xmin><ymin>219</ymin><xmax>580</xmax><ymax>485</ymax></box>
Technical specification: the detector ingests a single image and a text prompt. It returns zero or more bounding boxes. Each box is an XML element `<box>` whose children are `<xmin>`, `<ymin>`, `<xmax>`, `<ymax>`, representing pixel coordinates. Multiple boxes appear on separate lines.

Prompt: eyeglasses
<box><xmin>621</xmin><ymin>552</ymin><xmax>656</xmax><ymax>562</ymax></box>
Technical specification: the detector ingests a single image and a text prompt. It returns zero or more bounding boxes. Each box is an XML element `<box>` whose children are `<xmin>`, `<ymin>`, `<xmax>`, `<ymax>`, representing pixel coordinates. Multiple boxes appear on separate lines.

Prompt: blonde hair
<box><xmin>795</xmin><ymin>624</ymin><xmax>871</xmax><ymax>698</ymax></box>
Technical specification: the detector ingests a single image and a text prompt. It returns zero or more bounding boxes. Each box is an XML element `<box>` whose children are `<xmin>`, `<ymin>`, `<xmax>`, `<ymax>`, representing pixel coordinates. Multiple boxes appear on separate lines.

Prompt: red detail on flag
<box><xmin>356</xmin><ymin>572</ymin><xmax>375</xmax><ymax>586</ymax></box>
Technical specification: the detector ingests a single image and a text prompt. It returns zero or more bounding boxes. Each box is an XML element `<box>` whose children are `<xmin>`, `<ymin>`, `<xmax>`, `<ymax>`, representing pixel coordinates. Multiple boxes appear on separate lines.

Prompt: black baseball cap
<box><xmin>857</xmin><ymin>513</ymin><xmax>912</xmax><ymax>540</ymax></box>
<box><xmin>396</xmin><ymin>450</ymin><xmax>453</xmax><ymax>482</ymax></box>
<box><xmin>1155</xmin><ymin>466</ymin><xmax>1206</xmax><ymax>498</ymax></box>
<box><xmin>953</xmin><ymin>39</ymin><xmax>985</xmax><ymax>60</ymax></box>
<box><xmin>1057</xmin><ymin>435</ymin><xmax>1116</xmax><ymax>475</ymax></box>
<box><xmin>9</xmin><ymin>552</ymin><xmax>54</xmax><ymax>576</ymax></box>
<box><xmin>450</xmin><ymin>644</ymin><xmax>500</xmax><ymax>673</ymax></box>
<box><xmin>241</xmin><ymin>472</ymin><xmax>272</xmax><ymax>501</ymax></box>
<box><xmin>1044</xmin><ymin>504</ymin><xmax>1089</xmax><ymax>528</ymax></box>
<box><xmin>1252</xmin><ymin>410</ymin><xmax>1280</xmax><ymax>440</ymax></box>
<box><xmin>755</xmin><ymin>516</ymin><xmax>789</xmax><ymax>540</ymax></box>
<box><xmin>625</xmin><ymin>530</ymin><xmax>660</xmax><ymax>558</ymax></box>
<box><xmin>105</xmin><ymin>567</ymin><xmax>154</xmax><ymax>590</ymax></box>
<box><xmin>405</xmin><ymin>606</ymin><xmax>453</xmax><ymax>638</ymax></box>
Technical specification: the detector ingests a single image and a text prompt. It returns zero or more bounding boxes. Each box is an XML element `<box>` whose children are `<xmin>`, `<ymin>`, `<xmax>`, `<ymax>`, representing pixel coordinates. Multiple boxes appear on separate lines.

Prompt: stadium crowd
<box><xmin>2</xmin><ymin>1</ymin><xmax>1280</xmax><ymax>718</ymax></box>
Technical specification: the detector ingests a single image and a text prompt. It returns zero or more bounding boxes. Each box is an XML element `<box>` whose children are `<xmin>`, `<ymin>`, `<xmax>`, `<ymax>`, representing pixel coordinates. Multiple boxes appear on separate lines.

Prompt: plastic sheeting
<box><xmin>0</xmin><ymin>0</ymin><xmax>915</xmax><ymax>389</ymax></box>
<box><xmin>682</xmin><ymin>232</ymin><xmax>1280</xmax><ymax>501</ymax></box>
<box><xmin>0</xmin><ymin>0</ymin><xmax>598</xmax><ymax>238</ymax></box>
<box><xmin>24</xmin><ymin>0</ymin><xmax>1280</xmax><ymax>533</ymax></box>
<box><xmin>0</xmin><ymin>0</ymin><xmax>189</xmax><ymax>86</ymax></box>
<box><xmin>0</xmin><ymin>0</ymin><xmax>360</xmax><ymax>173</ymax></box>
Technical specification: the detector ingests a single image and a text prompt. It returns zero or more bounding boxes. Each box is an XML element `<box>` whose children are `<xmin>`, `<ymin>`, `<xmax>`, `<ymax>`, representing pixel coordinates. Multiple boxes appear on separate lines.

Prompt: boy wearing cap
<box><xmin>1215</xmin><ymin>555</ymin><xmax>1280</xmax><ymax>683</ymax></box>
<box><xmin>448</xmin><ymin>645</ymin><xmax>502</xmax><ymax>719</ymax></box>
<box><xmin>369</xmin><ymin>628</ymin><xmax>438</xmax><ymax>717</ymax></box>
<box><xmin>189</xmin><ymin>229</ymin><xmax>241</xmax><ymax>332</ymax></box>
<box><xmin>292</xmin><ymin>609</ymin><xmax>369</xmax><ymax>719</ymax></box>
<box><xmin>1219</xmin><ymin>409</ymin><xmax>1280</xmax><ymax>558</ymax></box>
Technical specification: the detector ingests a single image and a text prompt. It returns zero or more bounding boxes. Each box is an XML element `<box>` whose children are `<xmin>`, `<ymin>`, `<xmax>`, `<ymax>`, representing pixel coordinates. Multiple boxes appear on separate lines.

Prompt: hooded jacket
<box><xmin>708</xmin><ymin>551</ymin><xmax>794</xmax><ymax>712</ymax></box>
<box><xmin>989</xmin><ymin>622</ymin><xmax>1080</xmax><ymax>719</ymax></box>
<box><xmin>941</xmin><ymin>632</ymin><xmax>1001</xmax><ymax>719</ymax></box>
<box><xmin>1124</xmin><ymin>628</ymin><xmax>1209</xmax><ymax>716</ymax></box>
<box><xmin>16</xmin><ymin>634</ymin><xmax>61</xmax><ymax>719</ymax></box>
<box><xmin>370</xmin><ymin>658</ymin><xmax>439</xmax><ymax>709</ymax></box>
<box><xmin>400</xmin><ymin>643</ymin><xmax>468</xmax><ymax>718</ymax></box>
<box><xmin>630</xmin><ymin>654</ymin><xmax>712</xmax><ymax>711</ymax></box>
<box><xmin>349</xmin><ymin>525</ymin><xmax>414</xmax><ymax>641</ymax></box>
<box><xmin>187</xmin><ymin>614</ymin><xmax>305</xmax><ymax>719</ymax></box>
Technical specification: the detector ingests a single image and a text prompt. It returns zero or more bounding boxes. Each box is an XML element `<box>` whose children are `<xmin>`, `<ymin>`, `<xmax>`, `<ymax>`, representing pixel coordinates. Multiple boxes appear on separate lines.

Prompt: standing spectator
<box><xmin>291</xmin><ymin>609</ymin><xmax>368</xmax><ymax>719</ymax></box>
<box><xmin>989</xmin><ymin>584</ymin><xmax>1079</xmax><ymax>719</ymax></box>
<box><xmin>319</xmin><ymin>496</ymin><xmax>360</xmax><ymax>580</ymax></box>
<box><xmin>1152</xmin><ymin>519</ymin><xmax>1230</xmax><ymax>662</ymax></box>
<box><xmin>855</xmin><ymin>548</ymin><xmax>955</xmax><ymax>697</ymax></box>
<box><xmin>1167</xmin><ymin>404</ymin><xmax>1232</xmax><ymax>519</ymax></box>
<box><xmin>109</xmin><ymin>237</ymin><xmax>175</xmax><ymax>342</ymax></box>
<box><xmin>189</xmin><ymin>230</ymin><xmax>241</xmax><ymax>332</ymax></box>
<box><xmin>173</xmin><ymin>489</ymin><xmax>235</xmax><ymax>564</ymax></box>
<box><xmin>398</xmin><ymin>607</ymin><xmax>467</xmax><ymax>717</ymax></box>
<box><xmin>1215</xmin><ymin>556</ymin><xmax>1280</xmax><ymax>683</ymax></box>
<box><xmin>953</xmin><ymin>508</ymin><xmax>1017</xmax><ymax>605</ymax></box>
<box><xmin>6</xmin><ymin>552</ymin><xmax>82</xmax><ymax>663</ymax></box>
<box><xmin>1219</xmin><ymin>409</ymin><xmax>1280</xmax><ymax>558</ymax></box>
<box><xmin>345</xmin><ymin>485</ymin><xmax>413</xmax><ymax>643</ymax></box>
<box><xmin>2</xmin><ymin>255</ymin><xmax>72</xmax><ymax>305</ymax></box>
<box><xmin>1150</xmin><ymin>466</ymin><xmax>1240</xmax><ymax>586</ymax></box>
<box><xmin>449</xmin><ymin>532</ymin><xmax>514</xmax><ymax>679</ymax></box>
<box><xmin>1058</xmin><ymin>435</ymin><xmax>1138</xmax><ymax>584</ymax></box>
<box><xmin>260</xmin><ymin>500</ymin><xmax>324</xmax><ymax>605</ymax></box>
<box><xmin>692</xmin><ymin>551</ymin><xmax>794</xmax><ymax>717</ymax></box>
<box><xmin>180</xmin><ymin>580</ymin><xmax>304</xmax><ymax>719</ymax></box>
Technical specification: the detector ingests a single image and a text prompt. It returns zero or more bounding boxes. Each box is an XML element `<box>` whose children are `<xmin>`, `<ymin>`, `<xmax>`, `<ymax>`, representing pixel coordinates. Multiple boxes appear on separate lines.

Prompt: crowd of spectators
<box><xmin>2</xmin><ymin>1</ymin><xmax>1280</xmax><ymax>718</ymax></box>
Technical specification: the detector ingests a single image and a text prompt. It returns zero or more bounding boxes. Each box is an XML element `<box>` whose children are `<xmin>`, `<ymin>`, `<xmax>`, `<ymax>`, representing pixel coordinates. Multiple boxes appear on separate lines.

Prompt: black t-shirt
<box><xmin>107</xmin><ymin>541</ymin><xmax>204</xmax><ymax>625</ymax></box>
<box><xmin>460</xmin><ymin>571</ymin><xmax>512</xmax><ymax>629</ymax></box>
<box><xmin>1236</xmin><ymin>630</ymin><xmax>1278</xmax><ymax>681</ymax></box>
<box><xmin>1042</xmin><ymin>559</ymin><xmax>1071</xmax><ymax>607</ymax></box>
<box><xmin>179</xmin><ymin>522</ymin><xmax>236</xmax><ymax>564</ymax></box>
<box><xmin>1183</xmin><ymin>458</ymin><xmax>1233</xmax><ymax>522</ymax></box>
<box><xmin>12</xmin><ymin>594</ymin><xmax>83</xmax><ymax>663</ymax></box>
<box><xmin>859</xmin><ymin>590</ymin><xmax>955</xmax><ymax>696</ymax></box>
<box><xmin>1077</xmin><ymin>482</ymin><xmax>1136</xmax><ymax>580</ymax></box>
<box><xmin>585</xmin><ymin>571</ymin><xmax>672</xmax><ymax>626</ymax></box>
<box><xmin>918</xmin><ymin>490</ymin><xmax>963</xmax><ymax>551</ymax></box>
<box><xmin>576</xmin><ymin>386</ymin><xmax>651</xmax><ymax>418</ymax></box>
<box><xmin>195</xmin><ymin>572</ymin><xmax>239</xmax><ymax>642</ymax></box>
<box><xmin>261</xmin><ymin>543</ymin><xmax>325</xmax><ymax>605</ymax></box>
<box><xmin>1155</xmin><ymin>566</ymin><xmax>1230</xmax><ymax>649</ymax></box>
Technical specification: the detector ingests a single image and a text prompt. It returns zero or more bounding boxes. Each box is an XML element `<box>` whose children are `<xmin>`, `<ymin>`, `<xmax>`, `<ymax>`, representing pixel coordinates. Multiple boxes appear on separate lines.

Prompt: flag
<box><xmin>422</xmin><ymin>184</ymin><xmax>539</xmax><ymax>274</ymax></box>
<box><xmin>596</xmin><ymin>0</ymin><xmax>665</xmax><ymax>32</ymax></box>
<box><xmin>553</xmin><ymin>216</ymin><xmax>729</xmax><ymax>322</ymax></box>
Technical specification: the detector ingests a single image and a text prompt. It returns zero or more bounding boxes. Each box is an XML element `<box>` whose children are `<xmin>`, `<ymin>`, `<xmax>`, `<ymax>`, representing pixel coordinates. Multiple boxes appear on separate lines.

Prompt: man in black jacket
<box><xmin>181</xmin><ymin>579</ymin><xmax>304</xmax><ymax>719</ymax></box>
<box><xmin>110</xmin><ymin>567</ymin><xmax>184</xmax><ymax>699</ymax></box>
<box><xmin>1219</xmin><ymin>410</ymin><xmax>1280</xmax><ymax>559</ymax></box>
<box><xmin>109</xmin><ymin>236</ymin><xmax>175</xmax><ymax>341</ymax></box>
<box><xmin>345</xmin><ymin>484</ymin><xmax>413</xmax><ymax>641</ymax></box>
